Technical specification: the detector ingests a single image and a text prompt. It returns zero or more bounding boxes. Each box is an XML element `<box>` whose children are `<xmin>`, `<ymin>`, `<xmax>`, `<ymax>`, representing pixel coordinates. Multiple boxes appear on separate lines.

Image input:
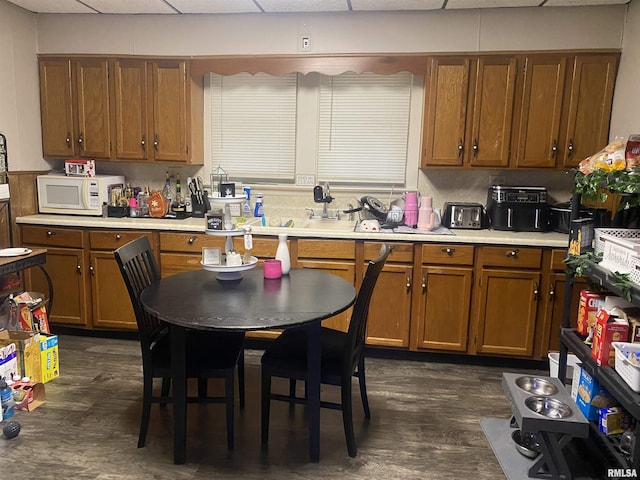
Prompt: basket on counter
<box><xmin>613</xmin><ymin>342</ymin><xmax>640</xmax><ymax>392</ymax></box>
<box><xmin>594</xmin><ymin>228</ymin><xmax>640</xmax><ymax>283</ymax></box>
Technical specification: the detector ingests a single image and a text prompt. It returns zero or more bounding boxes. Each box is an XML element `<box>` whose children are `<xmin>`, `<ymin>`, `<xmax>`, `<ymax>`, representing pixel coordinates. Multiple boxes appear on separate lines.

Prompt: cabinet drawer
<box><xmin>298</xmin><ymin>239</ymin><xmax>355</xmax><ymax>260</ymax></box>
<box><xmin>481</xmin><ymin>246</ymin><xmax>542</xmax><ymax>269</ymax></box>
<box><xmin>21</xmin><ymin>225</ymin><xmax>84</xmax><ymax>248</ymax></box>
<box><xmin>421</xmin><ymin>244</ymin><xmax>474</xmax><ymax>265</ymax></box>
<box><xmin>232</xmin><ymin>236</ymin><xmax>279</xmax><ymax>258</ymax></box>
<box><xmin>160</xmin><ymin>233</ymin><xmax>225</xmax><ymax>253</ymax></box>
<box><xmin>364</xmin><ymin>242</ymin><xmax>412</xmax><ymax>263</ymax></box>
<box><xmin>551</xmin><ymin>249</ymin><xmax>569</xmax><ymax>271</ymax></box>
<box><xmin>90</xmin><ymin>231</ymin><xmax>152</xmax><ymax>250</ymax></box>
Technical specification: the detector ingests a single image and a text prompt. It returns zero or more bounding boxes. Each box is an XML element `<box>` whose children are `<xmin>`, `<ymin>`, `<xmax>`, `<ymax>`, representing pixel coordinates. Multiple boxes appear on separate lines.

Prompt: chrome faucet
<box><xmin>313</xmin><ymin>182</ymin><xmax>333</xmax><ymax>218</ymax></box>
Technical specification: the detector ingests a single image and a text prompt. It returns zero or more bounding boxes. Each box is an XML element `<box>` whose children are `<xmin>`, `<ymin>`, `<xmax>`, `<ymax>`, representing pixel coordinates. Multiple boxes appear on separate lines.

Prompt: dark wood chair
<box><xmin>260</xmin><ymin>243</ymin><xmax>390</xmax><ymax>457</ymax></box>
<box><xmin>114</xmin><ymin>236</ymin><xmax>245</xmax><ymax>450</ymax></box>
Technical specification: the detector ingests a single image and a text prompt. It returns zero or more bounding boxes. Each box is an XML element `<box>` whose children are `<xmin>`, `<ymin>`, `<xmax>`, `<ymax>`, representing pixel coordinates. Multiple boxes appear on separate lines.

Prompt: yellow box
<box><xmin>39</xmin><ymin>334</ymin><xmax>59</xmax><ymax>383</ymax></box>
<box><xmin>0</xmin><ymin>330</ymin><xmax>41</xmax><ymax>381</ymax></box>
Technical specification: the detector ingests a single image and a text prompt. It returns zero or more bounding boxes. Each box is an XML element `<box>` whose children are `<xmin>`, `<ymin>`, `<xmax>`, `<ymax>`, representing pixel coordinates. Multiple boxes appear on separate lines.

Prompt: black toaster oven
<box><xmin>486</xmin><ymin>186</ymin><xmax>551</xmax><ymax>232</ymax></box>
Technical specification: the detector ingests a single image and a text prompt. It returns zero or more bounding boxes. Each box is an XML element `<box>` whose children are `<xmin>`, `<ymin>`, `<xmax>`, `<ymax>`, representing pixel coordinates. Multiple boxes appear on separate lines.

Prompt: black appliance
<box><xmin>442</xmin><ymin>202</ymin><xmax>488</xmax><ymax>229</ymax></box>
<box><xmin>486</xmin><ymin>186</ymin><xmax>550</xmax><ymax>232</ymax></box>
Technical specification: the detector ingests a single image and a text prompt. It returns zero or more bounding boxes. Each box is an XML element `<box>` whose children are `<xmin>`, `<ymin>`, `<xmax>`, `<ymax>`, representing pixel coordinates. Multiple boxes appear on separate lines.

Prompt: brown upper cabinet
<box><xmin>39</xmin><ymin>57</ymin><xmax>197</xmax><ymax>164</ymax></box>
<box><xmin>422</xmin><ymin>51</ymin><xmax>619</xmax><ymax>170</ymax></box>
<box><xmin>422</xmin><ymin>55</ymin><xmax>518</xmax><ymax>168</ymax></box>
<box><xmin>39</xmin><ymin>58</ymin><xmax>112</xmax><ymax>159</ymax></box>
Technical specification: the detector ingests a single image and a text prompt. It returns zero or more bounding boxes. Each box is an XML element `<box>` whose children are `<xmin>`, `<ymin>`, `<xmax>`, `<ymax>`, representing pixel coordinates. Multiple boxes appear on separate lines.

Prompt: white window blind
<box><xmin>317</xmin><ymin>72</ymin><xmax>412</xmax><ymax>185</ymax></box>
<box><xmin>209</xmin><ymin>72</ymin><xmax>297</xmax><ymax>182</ymax></box>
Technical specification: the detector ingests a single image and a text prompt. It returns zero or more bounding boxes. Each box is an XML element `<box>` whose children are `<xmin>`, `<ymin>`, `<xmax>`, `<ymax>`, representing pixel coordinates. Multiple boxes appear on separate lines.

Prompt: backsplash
<box><xmin>49</xmin><ymin>159</ymin><xmax>576</xmax><ymax>219</ymax></box>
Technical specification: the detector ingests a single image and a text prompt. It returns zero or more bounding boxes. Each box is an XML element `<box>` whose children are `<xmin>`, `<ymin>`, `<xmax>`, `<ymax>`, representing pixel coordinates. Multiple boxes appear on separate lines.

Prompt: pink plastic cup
<box><xmin>263</xmin><ymin>259</ymin><xmax>282</xmax><ymax>279</ymax></box>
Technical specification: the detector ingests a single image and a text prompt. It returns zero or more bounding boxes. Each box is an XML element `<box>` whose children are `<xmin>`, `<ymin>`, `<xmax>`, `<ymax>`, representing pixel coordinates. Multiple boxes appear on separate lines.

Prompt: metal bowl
<box><xmin>525</xmin><ymin>396</ymin><xmax>573</xmax><ymax>419</ymax></box>
<box><xmin>515</xmin><ymin>376</ymin><xmax>559</xmax><ymax>396</ymax></box>
<box><xmin>511</xmin><ymin>429</ymin><xmax>541</xmax><ymax>459</ymax></box>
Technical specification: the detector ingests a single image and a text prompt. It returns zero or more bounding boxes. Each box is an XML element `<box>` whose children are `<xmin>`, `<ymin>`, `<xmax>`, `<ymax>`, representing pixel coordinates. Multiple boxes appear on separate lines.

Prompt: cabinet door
<box><xmin>562</xmin><ymin>54</ymin><xmax>618</xmax><ymax>168</ymax></box>
<box><xmin>366</xmin><ymin>264</ymin><xmax>412</xmax><ymax>348</ymax></box>
<box><xmin>468</xmin><ymin>56</ymin><xmax>517</xmax><ymax>167</ymax></box>
<box><xmin>544</xmin><ymin>273</ymin><xmax>587</xmax><ymax>354</ymax></box>
<box><xmin>151</xmin><ymin>60</ymin><xmax>189</xmax><ymax>162</ymax></box>
<box><xmin>39</xmin><ymin>59</ymin><xmax>75</xmax><ymax>157</ymax></box>
<box><xmin>75</xmin><ymin>59</ymin><xmax>112</xmax><ymax>159</ymax></box>
<box><xmin>515</xmin><ymin>55</ymin><xmax>566</xmax><ymax>168</ymax></box>
<box><xmin>23</xmin><ymin>247</ymin><xmax>89</xmax><ymax>327</ymax></box>
<box><xmin>473</xmin><ymin>269</ymin><xmax>540</xmax><ymax>357</ymax></box>
<box><xmin>297</xmin><ymin>259</ymin><xmax>355</xmax><ymax>332</ymax></box>
<box><xmin>90</xmin><ymin>251</ymin><xmax>136</xmax><ymax>330</ymax></box>
<box><xmin>113</xmin><ymin>59</ymin><xmax>149</xmax><ymax>160</ymax></box>
<box><xmin>422</xmin><ymin>57</ymin><xmax>471</xmax><ymax>167</ymax></box>
<box><xmin>415</xmin><ymin>266</ymin><xmax>472</xmax><ymax>352</ymax></box>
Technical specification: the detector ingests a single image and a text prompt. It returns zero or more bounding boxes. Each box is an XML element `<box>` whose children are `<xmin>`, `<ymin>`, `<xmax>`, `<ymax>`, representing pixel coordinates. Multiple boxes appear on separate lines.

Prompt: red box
<box><xmin>578</xmin><ymin>290</ymin><xmax>607</xmax><ymax>336</ymax></box>
<box><xmin>592</xmin><ymin>308</ymin><xmax>630</xmax><ymax>367</ymax></box>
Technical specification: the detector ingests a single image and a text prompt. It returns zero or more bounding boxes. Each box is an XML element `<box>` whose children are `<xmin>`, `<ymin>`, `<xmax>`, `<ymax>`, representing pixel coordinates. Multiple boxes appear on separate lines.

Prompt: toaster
<box><xmin>442</xmin><ymin>202</ymin><xmax>487</xmax><ymax>229</ymax></box>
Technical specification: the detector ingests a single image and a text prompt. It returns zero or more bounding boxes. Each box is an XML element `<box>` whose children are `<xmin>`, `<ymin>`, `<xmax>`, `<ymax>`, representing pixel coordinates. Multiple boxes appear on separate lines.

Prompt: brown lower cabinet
<box><xmin>19</xmin><ymin>223</ymin><xmax>574</xmax><ymax>360</ymax></box>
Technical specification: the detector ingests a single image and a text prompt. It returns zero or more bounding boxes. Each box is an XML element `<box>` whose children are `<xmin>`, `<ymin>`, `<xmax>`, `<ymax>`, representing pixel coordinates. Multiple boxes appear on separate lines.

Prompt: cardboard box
<box><xmin>0</xmin><ymin>330</ymin><xmax>42</xmax><ymax>381</ymax></box>
<box><xmin>577</xmin><ymin>290</ymin><xmax>607</xmax><ymax>336</ymax></box>
<box><xmin>64</xmin><ymin>159</ymin><xmax>95</xmax><ymax>177</ymax></box>
<box><xmin>13</xmin><ymin>379</ymin><xmax>45</xmax><ymax>412</ymax></box>
<box><xmin>599</xmin><ymin>406</ymin><xmax>625</xmax><ymax>435</ymax></box>
<box><xmin>592</xmin><ymin>298</ymin><xmax>634</xmax><ymax>367</ymax></box>
<box><xmin>0</xmin><ymin>341</ymin><xmax>17</xmax><ymax>381</ymax></box>
<box><xmin>571</xmin><ymin>362</ymin><xmax>583</xmax><ymax>401</ymax></box>
<box><xmin>576</xmin><ymin>367</ymin><xmax>618</xmax><ymax>421</ymax></box>
<box><xmin>39</xmin><ymin>334</ymin><xmax>59</xmax><ymax>383</ymax></box>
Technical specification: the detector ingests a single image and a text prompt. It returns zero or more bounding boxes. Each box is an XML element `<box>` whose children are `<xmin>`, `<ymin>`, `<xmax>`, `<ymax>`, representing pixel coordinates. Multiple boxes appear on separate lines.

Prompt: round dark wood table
<box><xmin>140</xmin><ymin>268</ymin><xmax>356</xmax><ymax>464</ymax></box>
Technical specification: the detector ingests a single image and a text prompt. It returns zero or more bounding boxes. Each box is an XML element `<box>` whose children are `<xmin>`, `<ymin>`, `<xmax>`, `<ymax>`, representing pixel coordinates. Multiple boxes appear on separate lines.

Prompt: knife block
<box><xmin>191</xmin><ymin>192</ymin><xmax>211</xmax><ymax>218</ymax></box>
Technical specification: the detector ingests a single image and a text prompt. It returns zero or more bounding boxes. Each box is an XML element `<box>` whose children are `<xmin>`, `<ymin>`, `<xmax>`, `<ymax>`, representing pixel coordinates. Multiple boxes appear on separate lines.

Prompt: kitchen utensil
<box><xmin>358</xmin><ymin>196</ymin><xmax>389</xmax><ymax>221</ymax></box>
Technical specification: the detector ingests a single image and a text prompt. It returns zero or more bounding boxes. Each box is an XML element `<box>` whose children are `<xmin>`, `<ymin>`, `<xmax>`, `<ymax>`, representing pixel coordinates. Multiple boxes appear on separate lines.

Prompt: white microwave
<box><xmin>37</xmin><ymin>174</ymin><xmax>125</xmax><ymax>216</ymax></box>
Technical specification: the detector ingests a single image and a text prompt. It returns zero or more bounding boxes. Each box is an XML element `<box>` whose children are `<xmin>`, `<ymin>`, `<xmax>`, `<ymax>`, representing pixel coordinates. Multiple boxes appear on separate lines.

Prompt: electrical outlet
<box><xmin>489</xmin><ymin>175</ymin><xmax>506</xmax><ymax>186</ymax></box>
<box><xmin>296</xmin><ymin>174</ymin><xmax>315</xmax><ymax>186</ymax></box>
<box><xmin>300</xmin><ymin>35</ymin><xmax>311</xmax><ymax>52</ymax></box>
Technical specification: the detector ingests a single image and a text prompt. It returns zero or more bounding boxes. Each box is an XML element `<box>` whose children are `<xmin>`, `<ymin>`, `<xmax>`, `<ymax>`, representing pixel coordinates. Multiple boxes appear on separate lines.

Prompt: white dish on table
<box><xmin>0</xmin><ymin>248</ymin><xmax>32</xmax><ymax>257</ymax></box>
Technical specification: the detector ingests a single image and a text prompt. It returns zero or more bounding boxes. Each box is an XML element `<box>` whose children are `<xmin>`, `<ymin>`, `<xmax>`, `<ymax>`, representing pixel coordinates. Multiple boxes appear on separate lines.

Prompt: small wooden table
<box><xmin>140</xmin><ymin>268</ymin><xmax>356</xmax><ymax>465</ymax></box>
<box><xmin>0</xmin><ymin>248</ymin><xmax>52</xmax><ymax>312</ymax></box>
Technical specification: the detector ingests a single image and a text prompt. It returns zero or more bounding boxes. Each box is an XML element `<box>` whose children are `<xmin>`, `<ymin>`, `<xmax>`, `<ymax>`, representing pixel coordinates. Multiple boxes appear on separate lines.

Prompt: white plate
<box><xmin>0</xmin><ymin>248</ymin><xmax>32</xmax><ymax>257</ymax></box>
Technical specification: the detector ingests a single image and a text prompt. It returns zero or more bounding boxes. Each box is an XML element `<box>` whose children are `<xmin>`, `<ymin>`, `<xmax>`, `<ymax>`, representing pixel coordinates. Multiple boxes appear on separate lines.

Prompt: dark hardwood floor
<box><xmin>0</xmin><ymin>334</ymin><xmax>588</xmax><ymax>479</ymax></box>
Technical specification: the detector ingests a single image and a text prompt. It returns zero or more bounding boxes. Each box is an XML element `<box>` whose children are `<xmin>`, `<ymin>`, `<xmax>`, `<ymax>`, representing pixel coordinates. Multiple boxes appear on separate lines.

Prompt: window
<box><xmin>206</xmin><ymin>70</ymin><xmax>414</xmax><ymax>187</ymax></box>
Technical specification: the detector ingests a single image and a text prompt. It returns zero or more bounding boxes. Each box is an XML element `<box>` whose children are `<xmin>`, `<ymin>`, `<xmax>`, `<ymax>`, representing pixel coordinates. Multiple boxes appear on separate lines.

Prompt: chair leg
<box><xmin>225</xmin><ymin>369</ymin><xmax>235</xmax><ymax>450</ymax></box>
<box><xmin>197</xmin><ymin>378</ymin><xmax>208</xmax><ymax>401</ymax></box>
<box><xmin>261</xmin><ymin>368</ymin><xmax>272</xmax><ymax>445</ymax></box>
<box><xmin>238</xmin><ymin>348</ymin><xmax>245</xmax><ymax>409</ymax></box>
<box><xmin>159</xmin><ymin>377</ymin><xmax>170</xmax><ymax>408</ymax></box>
<box><xmin>357</xmin><ymin>357</ymin><xmax>371</xmax><ymax>419</ymax></box>
<box><xmin>139</xmin><ymin>373</ymin><xmax>155</xmax><ymax>448</ymax></box>
<box><xmin>341</xmin><ymin>376</ymin><xmax>357</xmax><ymax>458</ymax></box>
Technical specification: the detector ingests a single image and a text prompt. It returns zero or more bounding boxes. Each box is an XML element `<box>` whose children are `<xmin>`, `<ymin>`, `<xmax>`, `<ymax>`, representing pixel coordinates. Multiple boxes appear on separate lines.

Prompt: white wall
<box><xmin>0</xmin><ymin>1</ymin><xmax>42</xmax><ymax>172</ymax></box>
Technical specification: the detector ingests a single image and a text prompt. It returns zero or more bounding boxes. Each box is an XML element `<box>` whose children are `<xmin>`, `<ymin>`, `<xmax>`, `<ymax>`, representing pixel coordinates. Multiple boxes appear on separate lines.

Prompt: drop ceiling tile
<box><xmin>4</xmin><ymin>0</ymin><xmax>97</xmax><ymax>13</ymax></box>
<box><xmin>82</xmin><ymin>0</ymin><xmax>176</xmax><ymax>14</ymax></box>
<box><xmin>446</xmin><ymin>0</ymin><xmax>540</xmax><ymax>8</ymax></box>
<box><xmin>351</xmin><ymin>0</ymin><xmax>444</xmax><ymax>11</ymax></box>
<box><xmin>166</xmin><ymin>0</ymin><xmax>261</xmax><ymax>13</ymax></box>
<box><xmin>255</xmin><ymin>0</ymin><xmax>349</xmax><ymax>13</ymax></box>
<box><xmin>545</xmin><ymin>0</ymin><xmax>629</xmax><ymax>6</ymax></box>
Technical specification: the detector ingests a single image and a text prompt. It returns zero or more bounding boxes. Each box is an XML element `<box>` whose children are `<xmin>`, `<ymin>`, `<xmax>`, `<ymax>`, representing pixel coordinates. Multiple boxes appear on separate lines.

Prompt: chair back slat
<box><xmin>114</xmin><ymin>237</ymin><xmax>164</xmax><ymax>349</ymax></box>
<box><xmin>345</xmin><ymin>243</ymin><xmax>390</xmax><ymax>371</ymax></box>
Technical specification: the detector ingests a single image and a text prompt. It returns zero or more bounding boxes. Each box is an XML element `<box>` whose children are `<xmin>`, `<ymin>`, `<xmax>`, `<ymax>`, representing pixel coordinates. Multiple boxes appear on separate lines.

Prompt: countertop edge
<box><xmin>16</xmin><ymin>214</ymin><xmax>570</xmax><ymax>248</ymax></box>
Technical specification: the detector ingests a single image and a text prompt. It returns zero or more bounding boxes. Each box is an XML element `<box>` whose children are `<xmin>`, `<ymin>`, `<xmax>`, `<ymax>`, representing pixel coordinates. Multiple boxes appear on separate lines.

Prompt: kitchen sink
<box><xmin>302</xmin><ymin>219</ymin><xmax>357</xmax><ymax>231</ymax></box>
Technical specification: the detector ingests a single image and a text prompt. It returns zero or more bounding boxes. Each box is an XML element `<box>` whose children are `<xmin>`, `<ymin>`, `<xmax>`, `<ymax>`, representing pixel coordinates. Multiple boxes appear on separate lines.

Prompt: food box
<box><xmin>0</xmin><ymin>330</ymin><xmax>41</xmax><ymax>381</ymax></box>
<box><xmin>575</xmin><ymin>367</ymin><xmax>617</xmax><ymax>421</ymax></box>
<box><xmin>599</xmin><ymin>406</ymin><xmax>627</xmax><ymax>435</ymax></box>
<box><xmin>613</xmin><ymin>342</ymin><xmax>640</xmax><ymax>392</ymax></box>
<box><xmin>64</xmin><ymin>159</ymin><xmax>95</xmax><ymax>177</ymax></box>
<box><xmin>577</xmin><ymin>290</ymin><xmax>607</xmax><ymax>336</ymax></box>
<box><xmin>591</xmin><ymin>297</ymin><xmax>634</xmax><ymax>367</ymax></box>
<box><xmin>0</xmin><ymin>341</ymin><xmax>17</xmax><ymax>381</ymax></box>
<box><xmin>39</xmin><ymin>334</ymin><xmax>59</xmax><ymax>383</ymax></box>
<box><xmin>571</xmin><ymin>362</ymin><xmax>583</xmax><ymax>401</ymax></box>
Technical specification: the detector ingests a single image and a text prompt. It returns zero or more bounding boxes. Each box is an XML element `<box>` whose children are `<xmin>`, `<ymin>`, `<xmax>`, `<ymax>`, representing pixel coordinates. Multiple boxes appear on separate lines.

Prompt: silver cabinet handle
<box><xmin>441</xmin><ymin>247</ymin><xmax>455</xmax><ymax>255</ymax></box>
<box><xmin>188</xmin><ymin>236</ymin><xmax>197</xmax><ymax>245</ymax></box>
<box><xmin>154</xmin><ymin>134</ymin><xmax>159</xmax><ymax>151</ymax></box>
<box><xmin>458</xmin><ymin>139</ymin><xmax>464</xmax><ymax>158</ymax></box>
<box><xmin>406</xmin><ymin>275</ymin><xmax>411</xmax><ymax>293</ymax></box>
<box><xmin>533</xmin><ymin>282</ymin><xmax>539</xmax><ymax>302</ymax></box>
<box><xmin>115</xmin><ymin>234</ymin><xmax>121</xmax><ymax>240</ymax></box>
<box><xmin>567</xmin><ymin>138</ymin><xmax>574</xmax><ymax>158</ymax></box>
<box><xmin>78</xmin><ymin>132</ymin><xmax>84</xmax><ymax>149</ymax></box>
<box><xmin>141</xmin><ymin>135</ymin><xmax>146</xmax><ymax>151</ymax></box>
<box><xmin>551</xmin><ymin>139</ymin><xmax>558</xmax><ymax>158</ymax></box>
<box><xmin>549</xmin><ymin>286</ymin><xmax>555</xmax><ymax>301</ymax></box>
<box><xmin>421</xmin><ymin>276</ymin><xmax>426</xmax><ymax>294</ymax></box>
<box><xmin>66</xmin><ymin>133</ymin><xmax>72</xmax><ymax>148</ymax></box>
<box><xmin>506</xmin><ymin>249</ymin><xmax>520</xmax><ymax>257</ymax></box>
<box><xmin>46</xmin><ymin>230</ymin><xmax>55</xmax><ymax>237</ymax></box>
<box><xmin>472</xmin><ymin>139</ymin><xmax>478</xmax><ymax>156</ymax></box>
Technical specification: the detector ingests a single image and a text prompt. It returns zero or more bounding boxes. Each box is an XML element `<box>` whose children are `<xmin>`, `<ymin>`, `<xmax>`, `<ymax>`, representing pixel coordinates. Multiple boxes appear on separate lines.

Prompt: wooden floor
<box><xmin>1</xmin><ymin>334</ymin><xmax>579</xmax><ymax>479</ymax></box>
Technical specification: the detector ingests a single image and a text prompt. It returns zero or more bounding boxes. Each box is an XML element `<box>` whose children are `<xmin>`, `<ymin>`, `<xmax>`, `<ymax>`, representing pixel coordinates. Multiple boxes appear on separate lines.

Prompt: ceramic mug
<box><xmin>263</xmin><ymin>259</ymin><xmax>282</xmax><ymax>279</ymax></box>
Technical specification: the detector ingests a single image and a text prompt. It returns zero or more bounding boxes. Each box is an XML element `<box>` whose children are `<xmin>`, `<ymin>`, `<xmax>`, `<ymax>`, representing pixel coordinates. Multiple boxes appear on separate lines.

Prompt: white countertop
<box><xmin>16</xmin><ymin>214</ymin><xmax>570</xmax><ymax>248</ymax></box>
